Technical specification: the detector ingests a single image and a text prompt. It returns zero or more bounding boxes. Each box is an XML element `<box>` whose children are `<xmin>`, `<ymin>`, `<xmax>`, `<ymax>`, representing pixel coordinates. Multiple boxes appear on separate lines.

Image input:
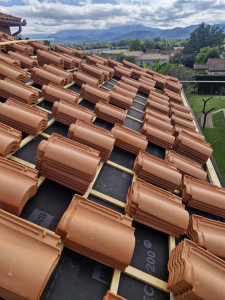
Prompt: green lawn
<box><xmin>186</xmin><ymin>93</ymin><xmax>225</xmax><ymax>181</ymax></box>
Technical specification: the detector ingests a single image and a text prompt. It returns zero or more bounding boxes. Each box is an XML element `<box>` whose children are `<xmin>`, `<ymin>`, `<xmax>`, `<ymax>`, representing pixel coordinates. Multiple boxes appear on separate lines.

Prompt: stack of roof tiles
<box><xmin>114</xmin><ymin>66</ymin><xmax>132</xmax><ymax>79</ymax></box>
<box><xmin>164</xmin><ymin>80</ymin><xmax>182</xmax><ymax>95</ymax></box>
<box><xmin>31</xmin><ymin>67</ymin><xmax>66</xmax><ymax>86</ymax></box>
<box><xmin>131</xmin><ymin>68</ymin><xmax>147</xmax><ymax>80</ymax></box>
<box><xmin>7</xmin><ymin>51</ymin><xmax>37</xmax><ymax>69</ymax></box>
<box><xmin>42</xmin><ymin>83</ymin><xmax>79</xmax><ymax>104</ymax></box>
<box><xmin>92</xmin><ymin>54</ymin><xmax>108</xmax><ymax>65</ymax></box>
<box><xmin>96</xmin><ymin>63</ymin><xmax>114</xmax><ymax>78</ymax></box>
<box><xmin>104</xmin><ymin>291</ymin><xmax>127</xmax><ymax>300</ymax></box>
<box><xmin>126</xmin><ymin>179</ymin><xmax>189</xmax><ymax>237</ymax></box>
<box><xmin>143</xmin><ymin>113</ymin><xmax>173</xmax><ymax>132</ymax></box>
<box><xmin>73</xmin><ymin>70</ymin><xmax>99</xmax><ymax>87</ymax></box>
<box><xmin>68</xmin><ymin>120</ymin><xmax>115</xmax><ymax>162</ymax></box>
<box><xmin>145</xmin><ymin>107</ymin><xmax>171</xmax><ymax>123</ymax></box>
<box><xmin>55</xmin><ymin>44</ymin><xmax>84</xmax><ymax>58</ymax></box>
<box><xmin>172</xmin><ymin>124</ymin><xmax>205</xmax><ymax>141</ymax></box>
<box><xmin>5</xmin><ymin>40</ymin><xmax>33</xmax><ymax>55</ymax></box>
<box><xmin>81</xmin><ymin>63</ymin><xmax>105</xmax><ymax>84</ymax></box>
<box><xmin>37</xmin><ymin>50</ymin><xmax>64</xmax><ymax>68</ymax></box>
<box><xmin>116</xmin><ymin>81</ymin><xmax>138</xmax><ymax>94</ymax></box>
<box><xmin>187</xmin><ymin>215</ymin><xmax>225</xmax><ymax>260</ymax></box>
<box><xmin>121</xmin><ymin>76</ymin><xmax>141</xmax><ymax>89</ymax></box>
<box><xmin>133</xmin><ymin>151</ymin><xmax>182</xmax><ymax>192</ymax></box>
<box><xmin>56</xmin><ymin>194</ymin><xmax>135</xmax><ymax>271</ymax></box>
<box><xmin>86</xmin><ymin>55</ymin><xmax>105</xmax><ymax>66</ymax></box>
<box><xmin>80</xmin><ymin>83</ymin><xmax>110</xmax><ymax>104</ymax></box>
<box><xmin>173</xmin><ymin>131</ymin><xmax>213</xmax><ymax>165</ymax></box>
<box><xmin>170</xmin><ymin>107</ymin><xmax>194</xmax><ymax>121</ymax></box>
<box><xmin>145</xmin><ymin>98</ymin><xmax>169</xmax><ymax>115</ymax></box>
<box><xmin>0</xmin><ymin>98</ymin><xmax>48</xmax><ymax>136</ymax></box>
<box><xmin>112</xmin><ymin>85</ymin><xmax>136</xmax><ymax>100</ymax></box>
<box><xmin>0</xmin><ymin>157</ymin><xmax>38</xmax><ymax>215</ymax></box>
<box><xmin>36</xmin><ymin>133</ymin><xmax>101</xmax><ymax>194</ymax></box>
<box><xmin>182</xmin><ymin>175</ymin><xmax>225</xmax><ymax>218</ymax></box>
<box><xmin>0</xmin><ymin>122</ymin><xmax>21</xmax><ymax>157</ymax></box>
<box><xmin>171</xmin><ymin>114</ymin><xmax>196</xmax><ymax>130</ymax></box>
<box><xmin>0</xmin><ymin>60</ymin><xmax>27</xmax><ymax>82</ymax></box>
<box><xmin>108</xmin><ymin>59</ymin><xmax>122</xmax><ymax>68</ymax></box>
<box><xmin>29</xmin><ymin>40</ymin><xmax>50</xmax><ymax>52</ymax></box>
<box><xmin>0</xmin><ymin>52</ymin><xmax>21</xmax><ymax>67</ymax></box>
<box><xmin>52</xmin><ymin>99</ymin><xmax>95</xmax><ymax>126</ymax></box>
<box><xmin>167</xmin><ymin>239</ymin><xmax>225</xmax><ymax>300</ymax></box>
<box><xmin>0</xmin><ymin>78</ymin><xmax>39</xmax><ymax>104</ymax></box>
<box><xmin>109</xmin><ymin>90</ymin><xmax>133</xmax><ymax>110</ymax></box>
<box><xmin>111</xmin><ymin>124</ymin><xmax>147</xmax><ymax>155</ymax></box>
<box><xmin>170</xmin><ymin>101</ymin><xmax>191</xmax><ymax>114</ymax></box>
<box><xmin>54</xmin><ymin>52</ymin><xmax>82</xmax><ymax>69</ymax></box>
<box><xmin>42</xmin><ymin>64</ymin><xmax>73</xmax><ymax>84</ymax></box>
<box><xmin>164</xmin><ymin>89</ymin><xmax>183</xmax><ymax>104</ymax></box>
<box><xmin>94</xmin><ymin>101</ymin><xmax>126</xmax><ymax>125</ymax></box>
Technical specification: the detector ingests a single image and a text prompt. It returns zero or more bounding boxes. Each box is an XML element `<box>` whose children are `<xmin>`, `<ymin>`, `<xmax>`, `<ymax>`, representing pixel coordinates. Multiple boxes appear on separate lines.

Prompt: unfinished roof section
<box><xmin>80</xmin><ymin>83</ymin><xmax>110</xmax><ymax>104</ymax></box>
<box><xmin>0</xmin><ymin>60</ymin><xmax>27</xmax><ymax>83</ymax></box>
<box><xmin>8</xmin><ymin>51</ymin><xmax>37</xmax><ymax>69</ymax></box>
<box><xmin>0</xmin><ymin>209</ymin><xmax>61</xmax><ymax>300</ymax></box>
<box><xmin>56</xmin><ymin>194</ymin><xmax>135</xmax><ymax>271</ymax></box>
<box><xmin>109</xmin><ymin>90</ymin><xmax>133</xmax><ymax>110</ymax></box>
<box><xmin>73</xmin><ymin>70</ymin><xmax>100</xmax><ymax>87</ymax></box>
<box><xmin>0</xmin><ymin>157</ymin><xmax>38</xmax><ymax>215</ymax></box>
<box><xmin>55</xmin><ymin>44</ymin><xmax>84</xmax><ymax>59</ymax></box>
<box><xmin>95</xmin><ymin>101</ymin><xmax>127</xmax><ymax>125</ymax></box>
<box><xmin>31</xmin><ymin>67</ymin><xmax>66</xmax><ymax>86</ymax></box>
<box><xmin>126</xmin><ymin>179</ymin><xmax>189</xmax><ymax>237</ymax></box>
<box><xmin>0</xmin><ymin>122</ymin><xmax>21</xmax><ymax>157</ymax></box>
<box><xmin>42</xmin><ymin>83</ymin><xmax>79</xmax><ymax>104</ymax></box>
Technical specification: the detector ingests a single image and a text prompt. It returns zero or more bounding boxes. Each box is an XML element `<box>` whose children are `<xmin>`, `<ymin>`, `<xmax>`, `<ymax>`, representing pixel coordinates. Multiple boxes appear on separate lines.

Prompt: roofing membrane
<box><xmin>0</xmin><ymin>33</ymin><xmax>224</xmax><ymax>300</ymax></box>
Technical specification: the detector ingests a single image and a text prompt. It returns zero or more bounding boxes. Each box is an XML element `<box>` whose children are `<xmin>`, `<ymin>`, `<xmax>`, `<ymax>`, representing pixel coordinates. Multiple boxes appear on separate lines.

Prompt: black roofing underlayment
<box><xmin>1</xmin><ymin>70</ymin><xmax>224</xmax><ymax>300</ymax></box>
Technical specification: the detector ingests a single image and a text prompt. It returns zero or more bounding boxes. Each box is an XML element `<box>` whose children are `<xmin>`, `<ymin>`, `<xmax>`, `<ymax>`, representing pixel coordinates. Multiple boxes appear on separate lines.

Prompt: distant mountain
<box><xmin>27</xmin><ymin>24</ymin><xmax>225</xmax><ymax>43</ymax></box>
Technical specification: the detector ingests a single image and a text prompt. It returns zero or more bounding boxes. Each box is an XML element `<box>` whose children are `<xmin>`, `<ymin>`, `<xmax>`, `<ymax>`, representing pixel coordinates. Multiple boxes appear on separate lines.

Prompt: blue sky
<box><xmin>0</xmin><ymin>0</ymin><xmax>224</xmax><ymax>35</ymax></box>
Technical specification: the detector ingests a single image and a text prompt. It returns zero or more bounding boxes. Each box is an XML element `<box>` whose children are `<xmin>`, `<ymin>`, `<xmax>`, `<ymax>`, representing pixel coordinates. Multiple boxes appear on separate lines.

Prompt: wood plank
<box><xmin>89</xmin><ymin>189</ymin><xmax>125</xmax><ymax>208</ymax></box>
<box><xmin>107</xmin><ymin>160</ymin><xmax>134</xmax><ymax>175</ymax></box>
<box><xmin>0</xmin><ymin>38</ymin><xmax>54</xmax><ymax>46</ymax></box>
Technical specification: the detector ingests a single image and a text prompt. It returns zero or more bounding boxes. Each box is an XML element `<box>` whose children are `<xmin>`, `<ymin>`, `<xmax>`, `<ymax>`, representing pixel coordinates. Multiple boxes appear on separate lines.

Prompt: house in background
<box><xmin>194</xmin><ymin>58</ymin><xmax>225</xmax><ymax>75</ymax></box>
<box><xmin>137</xmin><ymin>53</ymin><xmax>170</xmax><ymax>67</ymax></box>
<box><xmin>193</xmin><ymin>63</ymin><xmax>208</xmax><ymax>74</ymax></box>
<box><xmin>123</xmin><ymin>50</ymin><xmax>143</xmax><ymax>63</ymax></box>
<box><xmin>0</xmin><ymin>12</ymin><xmax>26</xmax><ymax>36</ymax></box>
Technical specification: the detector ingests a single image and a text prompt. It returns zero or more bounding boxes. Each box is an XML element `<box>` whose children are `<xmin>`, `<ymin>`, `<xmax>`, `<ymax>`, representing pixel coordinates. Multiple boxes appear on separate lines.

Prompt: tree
<box><xmin>183</xmin><ymin>23</ymin><xmax>225</xmax><ymax>55</ymax></box>
<box><xmin>153</xmin><ymin>36</ymin><xmax>161</xmax><ymax>43</ymax></box>
<box><xmin>180</xmin><ymin>54</ymin><xmax>196</xmax><ymax>68</ymax></box>
<box><xmin>196</xmin><ymin>47</ymin><xmax>220</xmax><ymax>63</ymax></box>
<box><xmin>130</xmin><ymin>39</ymin><xmax>142</xmax><ymax>51</ymax></box>
<box><xmin>142</xmin><ymin>39</ymin><xmax>155</xmax><ymax>52</ymax></box>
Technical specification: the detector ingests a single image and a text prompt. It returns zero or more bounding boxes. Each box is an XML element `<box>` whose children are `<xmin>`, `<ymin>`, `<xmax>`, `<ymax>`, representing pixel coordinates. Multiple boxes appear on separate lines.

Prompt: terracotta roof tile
<box><xmin>169</xmin><ymin>101</ymin><xmax>191</xmax><ymax>114</ymax></box>
<box><xmin>52</xmin><ymin>99</ymin><xmax>95</xmax><ymax>126</ymax></box>
<box><xmin>182</xmin><ymin>176</ymin><xmax>225</xmax><ymax>218</ymax></box>
<box><xmin>171</xmin><ymin>114</ymin><xmax>196</xmax><ymax>130</ymax></box>
<box><xmin>29</xmin><ymin>41</ymin><xmax>50</xmax><ymax>52</ymax></box>
<box><xmin>126</xmin><ymin>178</ymin><xmax>189</xmax><ymax>237</ymax></box>
<box><xmin>145</xmin><ymin>108</ymin><xmax>171</xmax><ymax>123</ymax></box>
<box><xmin>111</xmin><ymin>123</ymin><xmax>148</xmax><ymax>154</ymax></box>
<box><xmin>31</xmin><ymin>67</ymin><xmax>66</xmax><ymax>86</ymax></box>
<box><xmin>147</xmin><ymin>95</ymin><xmax>170</xmax><ymax>107</ymax></box>
<box><xmin>150</xmin><ymin>90</ymin><xmax>169</xmax><ymax>101</ymax></box>
<box><xmin>86</xmin><ymin>55</ymin><xmax>105</xmax><ymax>66</ymax></box>
<box><xmin>73</xmin><ymin>70</ymin><xmax>100</xmax><ymax>87</ymax></box>
<box><xmin>122</xmin><ymin>59</ymin><xmax>146</xmax><ymax>71</ymax></box>
<box><xmin>37</xmin><ymin>50</ymin><xmax>64</xmax><ymax>68</ymax></box>
<box><xmin>131</xmin><ymin>68</ymin><xmax>147</xmax><ymax>80</ymax></box>
<box><xmin>108</xmin><ymin>59</ymin><xmax>122</xmax><ymax>68</ymax></box>
<box><xmin>81</xmin><ymin>83</ymin><xmax>110</xmax><ymax>104</ymax></box>
<box><xmin>0</xmin><ymin>52</ymin><xmax>21</xmax><ymax>67</ymax></box>
<box><xmin>152</xmin><ymin>75</ymin><xmax>166</xmax><ymax>89</ymax></box>
<box><xmin>96</xmin><ymin>63</ymin><xmax>115</xmax><ymax>78</ymax></box>
<box><xmin>133</xmin><ymin>151</ymin><xmax>182</xmax><ymax>191</ymax></box>
<box><xmin>81</xmin><ymin>63</ymin><xmax>105</xmax><ymax>84</ymax></box>
<box><xmin>172</xmin><ymin>124</ymin><xmax>205</xmax><ymax>141</ymax></box>
<box><xmin>109</xmin><ymin>90</ymin><xmax>133</xmax><ymax>110</ymax></box>
<box><xmin>0</xmin><ymin>98</ymin><xmax>48</xmax><ymax>136</ymax></box>
<box><xmin>187</xmin><ymin>215</ymin><xmax>225</xmax><ymax>259</ymax></box>
<box><xmin>121</xmin><ymin>76</ymin><xmax>141</xmax><ymax>89</ymax></box>
<box><xmin>55</xmin><ymin>52</ymin><xmax>82</xmax><ymax>69</ymax></box>
<box><xmin>0</xmin><ymin>209</ymin><xmax>61</xmax><ymax>299</ymax></box>
<box><xmin>68</xmin><ymin>120</ymin><xmax>115</xmax><ymax>162</ymax></box>
<box><xmin>104</xmin><ymin>291</ymin><xmax>127</xmax><ymax>300</ymax></box>
<box><xmin>170</xmin><ymin>107</ymin><xmax>194</xmax><ymax>121</ymax></box>
<box><xmin>0</xmin><ymin>13</ymin><xmax>21</xmax><ymax>22</ymax></box>
<box><xmin>5</xmin><ymin>41</ymin><xmax>33</xmax><ymax>56</ymax></box>
<box><xmin>42</xmin><ymin>64</ymin><xmax>72</xmax><ymax>84</ymax></box>
<box><xmin>94</xmin><ymin>101</ymin><xmax>127</xmax><ymax>125</ymax></box>
<box><xmin>145</xmin><ymin>99</ymin><xmax>169</xmax><ymax>114</ymax></box>
<box><xmin>138</xmin><ymin>81</ymin><xmax>155</xmax><ymax>95</ymax></box>
<box><xmin>112</xmin><ymin>85</ymin><xmax>136</xmax><ymax>100</ymax></box>
<box><xmin>55</xmin><ymin>44</ymin><xmax>84</xmax><ymax>59</ymax></box>
<box><xmin>0</xmin><ymin>60</ymin><xmax>27</xmax><ymax>83</ymax></box>
<box><xmin>7</xmin><ymin>51</ymin><xmax>37</xmax><ymax>69</ymax></box>
<box><xmin>164</xmin><ymin>81</ymin><xmax>182</xmax><ymax>95</ymax></box>
<box><xmin>116</xmin><ymin>81</ymin><xmax>138</xmax><ymax>94</ymax></box>
<box><xmin>0</xmin><ymin>122</ymin><xmax>21</xmax><ymax>157</ymax></box>
<box><xmin>36</xmin><ymin>133</ymin><xmax>101</xmax><ymax>193</ymax></box>
<box><xmin>164</xmin><ymin>89</ymin><xmax>183</xmax><ymax>104</ymax></box>
<box><xmin>42</xmin><ymin>82</ymin><xmax>79</xmax><ymax>104</ymax></box>
<box><xmin>56</xmin><ymin>194</ymin><xmax>135</xmax><ymax>271</ymax></box>
<box><xmin>0</xmin><ymin>78</ymin><xmax>39</xmax><ymax>104</ymax></box>
<box><xmin>92</xmin><ymin>54</ymin><xmax>108</xmax><ymax>64</ymax></box>
<box><xmin>0</xmin><ymin>157</ymin><xmax>38</xmax><ymax>215</ymax></box>
<box><xmin>114</xmin><ymin>66</ymin><xmax>132</xmax><ymax>79</ymax></box>
<box><xmin>143</xmin><ymin>113</ymin><xmax>173</xmax><ymax>132</ymax></box>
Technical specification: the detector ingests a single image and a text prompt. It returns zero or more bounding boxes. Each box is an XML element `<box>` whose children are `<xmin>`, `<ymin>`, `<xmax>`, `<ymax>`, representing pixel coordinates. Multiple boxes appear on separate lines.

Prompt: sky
<box><xmin>0</xmin><ymin>0</ymin><xmax>225</xmax><ymax>35</ymax></box>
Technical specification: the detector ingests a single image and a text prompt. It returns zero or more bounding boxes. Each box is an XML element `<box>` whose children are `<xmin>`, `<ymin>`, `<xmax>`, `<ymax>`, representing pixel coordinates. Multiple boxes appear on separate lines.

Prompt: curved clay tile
<box><xmin>6</xmin><ymin>41</ymin><xmax>33</xmax><ymax>55</ymax></box>
<box><xmin>170</xmin><ymin>107</ymin><xmax>194</xmax><ymax>121</ymax></box>
<box><xmin>54</xmin><ymin>52</ymin><xmax>82</xmax><ymax>69</ymax></box>
<box><xmin>169</xmin><ymin>101</ymin><xmax>191</xmax><ymax>114</ymax></box>
<box><xmin>131</xmin><ymin>68</ymin><xmax>147</xmax><ymax>80</ymax></box>
<box><xmin>31</xmin><ymin>67</ymin><xmax>65</xmax><ymax>86</ymax></box>
<box><xmin>143</xmin><ymin>114</ymin><xmax>173</xmax><ymax>132</ymax></box>
<box><xmin>37</xmin><ymin>49</ymin><xmax>64</xmax><ymax>68</ymax></box>
<box><xmin>173</xmin><ymin>131</ymin><xmax>212</xmax><ymax>165</ymax></box>
<box><xmin>145</xmin><ymin>99</ymin><xmax>169</xmax><ymax>114</ymax></box>
<box><xmin>164</xmin><ymin>89</ymin><xmax>183</xmax><ymax>104</ymax></box>
<box><xmin>0</xmin><ymin>78</ymin><xmax>39</xmax><ymax>104</ymax></box>
<box><xmin>126</xmin><ymin>178</ymin><xmax>189</xmax><ymax>237</ymax></box>
<box><xmin>86</xmin><ymin>55</ymin><xmax>105</xmax><ymax>66</ymax></box>
<box><xmin>42</xmin><ymin>83</ymin><xmax>79</xmax><ymax>104</ymax></box>
<box><xmin>42</xmin><ymin>64</ymin><xmax>73</xmax><ymax>84</ymax></box>
<box><xmin>96</xmin><ymin>63</ymin><xmax>114</xmax><ymax>78</ymax></box>
<box><xmin>94</xmin><ymin>101</ymin><xmax>127</xmax><ymax>125</ymax></box>
<box><xmin>165</xmin><ymin>150</ymin><xmax>207</xmax><ymax>181</ymax></box>
<box><xmin>68</xmin><ymin>120</ymin><xmax>115</xmax><ymax>162</ymax></box>
<box><xmin>29</xmin><ymin>40</ymin><xmax>50</xmax><ymax>52</ymax></box>
<box><xmin>0</xmin><ymin>209</ymin><xmax>61</xmax><ymax>299</ymax></box>
<box><xmin>0</xmin><ymin>122</ymin><xmax>21</xmax><ymax>157</ymax></box>
<box><xmin>81</xmin><ymin>63</ymin><xmax>105</xmax><ymax>83</ymax></box>
<box><xmin>171</xmin><ymin>114</ymin><xmax>196</xmax><ymax>130</ymax></box>
<box><xmin>55</xmin><ymin>44</ymin><xmax>84</xmax><ymax>58</ymax></box>
<box><xmin>172</xmin><ymin>124</ymin><xmax>205</xmax><ymax>141</ymax></box>
<box><xmin>103</xmin><ymin>291</ymin><xmax>127</xmax><ymax>300</ymax></box>
<box><xmin>116</xmin><ymin>81</ymin><xmax>138</xmax><ymax>94</ymax></box>
<box><xmin>0</xmin><ymin>52</ymin><xmax>21</xmax><ymax>67</ymax></box>
<box><xmin>168</xmin><ymin>239</ymin><xmax>225</xmax><ymax>300</ymax></box>
<box><xmin>141</xmin><ymin>122</ymin><xmax>175</xmax><ymax>150</ymax></box>
<box><xmin>0</xmin><ymin>157</ymin><xmax>38</xmax><ymax>215</ymax></box>
<box><xmin>0</xmin><ymin>98</ymin><xmax>48</xmax><ymax>136</ymax></box>
<box><xmin>187</xmin><ymin>215</ymin><xmax>225</xmax><ymax>259</ymax></box>
<box><xmin>0</xmin><ymin>60</ymin><xmax>27</xmax><ymax>83</ymax></box>
<box><xmin>121</xmin><ymin>76</ymin><xmax>141</xmax><ymax>89</ymax></box>
<box><xmin>56</xmin><ymin>194</ymin><xmax>135</xmax><ymax>271</ymax></box>
<box><xmin>147</xmin><ymin>95</ymin><xmax>169</xmax><ymax>107</ymax></box>
<box><xmin>80</xmin><ymin>83</ymin><xmax>110</xmax><ymax>104</ymax></box>
<box><xmin>114</xmin><ymin>66</ymin><xmax>132</xmax><ymax>78</ymax></box>
<box><xmin>165</xmin><ymin>75</ymin><xmax>179</xmax><ymax>82</ymax></box>
<box><xmin>8</xmin><ymin>51</ymin><xmax>38</xmax><ymax>69</ymax></box>
<box><xmin>145</xmin><ymin>108</ymin><xmax>171</xmax><ymax>123</ymax></box>
<box><xmin>133</xmin><ymin>151</ymin><xmax>182</xmax><ymax>191</ymax></box>
<box><xmin>138</xmin><ymin>82</ymin><xmax>155</xmax><ymax>95</ymax></box>
<box><xmin>182</xmin><ymin>175</ymin><xmax>225</xmax><ymax>218</ymax></box>
<box><xmin>150</xmin><ymin>90</ymin><xmax>169</xmax><ymax>101</ymax></box>
<box><xmin>92</xmin><ymin>54</ymin><xmax>108</xmax><ymax>65</ymax></box>
<box><xmin>164</xmin><ymin>80</ymin><xmax>182</xmax><ymax>95</ymax></box>
<box><xmin>108</xmin><ymin>59</ymin><xmax>122</xmax><ymax>68</ymax></box>
<box><xmin>123</xmin><ymin>60</ymin><xmax>143</xmax><ymax>70</ymax></box>
<box><xmin>112</xmin><ymin>85</ymin><xmax>136</xmax><ymax>100</ymax></box>
<box><xmin>109</xmin><ymin>90</ymin><xmax>133</xmax><ymax>110</ymax></box>
<box><xmin>36</xmin><ymin>133</ymin><xmax>101</xmax><ymax>193</ymax></box>
<box><xmin>152</xmin><ymin>75</ymin><xmax>166</xmax><ymax>89</ymax></box>
<box><xmin>111</xmin><ymin>123</ymin><xmax>148</xmax><ymax>154</ymax></box>
<box><xmin>52</xmin><ymin>99</ymin><xmax>95</xmax><ymax>126</ymax></box>
<box><xmin>139</xmin><ymin>76</ymin><xmax>156</xmax><ymax>87</ymax></box>
<box><xmin>73</xmin><ymin>70</ymin><xmax>99</xmax><ymax>87</ymax></box>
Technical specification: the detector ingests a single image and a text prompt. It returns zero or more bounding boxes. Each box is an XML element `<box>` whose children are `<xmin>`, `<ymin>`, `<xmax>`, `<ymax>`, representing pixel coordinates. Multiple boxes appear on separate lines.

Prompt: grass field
<box><xmin>187</xmin><ymin>93</ymin><xmax>225</xmax><ymax>181</ymax></box>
